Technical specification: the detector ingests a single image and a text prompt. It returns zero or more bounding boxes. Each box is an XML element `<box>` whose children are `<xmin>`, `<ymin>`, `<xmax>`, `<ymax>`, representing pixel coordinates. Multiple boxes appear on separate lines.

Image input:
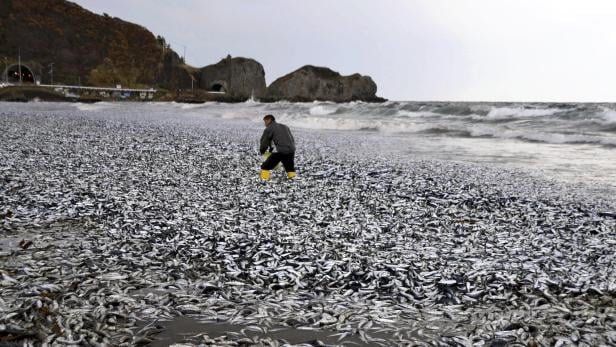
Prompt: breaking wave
<box><xmin>599</xmin><ymin>107</ymin><xmax>616</xmax><ymax>124</ymax></box>
<box><xmin>127</xmin><ymin>100</ymin><xmax>616</xmax><ymax>148</ymax></box>
<box><xmin>309</xmin><ymin>105</ymin><xmax>339</xmax><ymax>116</ymax></box>
<box><xmin>73</xmin><ymin>102</ymin><xmax>115</xmax><ymax>112</ymax></box>
<box><xmin>279</xmin><ymin>115</ymin><xmax>441</xmax><ymax>133</ymax></box>
<box><xmin>464</xmin><ymin>124</ymin><xmax>616</xmax><ymax>146</ymax></box>
<box><xmin>485</xmin><ymin>106</ymin><xmax>561</xmax><ymax>119</ymax></box>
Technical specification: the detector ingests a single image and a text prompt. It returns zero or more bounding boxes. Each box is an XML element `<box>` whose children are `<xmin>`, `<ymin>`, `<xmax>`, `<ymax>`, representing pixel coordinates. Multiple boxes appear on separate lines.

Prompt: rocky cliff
<box><xmin>156</xmin><ymin>49</ymin><xmax>195</xmax><ymax>91</ymax></box>
<box><xmin>265</xmin><ymin>65</ymin><xmax>384</xmax><ymax>102</ymax></box>
<box><xmin>199</xmin><ymin>56</ymin><xmax>266</xmax><ymax>98</ymax></box>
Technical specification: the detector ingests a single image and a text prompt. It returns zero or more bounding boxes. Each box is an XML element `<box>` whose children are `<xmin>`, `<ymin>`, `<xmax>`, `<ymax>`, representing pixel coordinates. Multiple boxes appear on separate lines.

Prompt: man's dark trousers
<box><xmin>261</xmin><ymin>152</ymin><xmax>295</xmax><ymax>172</ymax></box>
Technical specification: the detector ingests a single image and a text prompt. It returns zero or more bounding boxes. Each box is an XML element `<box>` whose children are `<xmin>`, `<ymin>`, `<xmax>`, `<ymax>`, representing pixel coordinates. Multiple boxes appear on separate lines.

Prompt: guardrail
<box><xmin>38</xmin><ymin>84</ymin><xmax>157</xmax><ymax>93</ymax></box>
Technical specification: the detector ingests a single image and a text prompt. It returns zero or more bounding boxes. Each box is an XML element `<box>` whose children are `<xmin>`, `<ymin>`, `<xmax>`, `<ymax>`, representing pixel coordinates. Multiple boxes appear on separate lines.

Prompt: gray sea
<box><xmin>65</xmin><ymin>100</ymin><xmax>616</xmax><ymax>191</ymax></box>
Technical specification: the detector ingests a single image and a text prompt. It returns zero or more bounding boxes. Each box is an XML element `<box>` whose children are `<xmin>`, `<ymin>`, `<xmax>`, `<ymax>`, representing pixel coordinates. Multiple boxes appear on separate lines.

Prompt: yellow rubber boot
<box><xmin>287</xmin><ymin>171</ymin><xmax>297</xmax><ymax>180</ymax></box>
<box><xmin>260</xmin><ymin>170</ymin><xmax>271</xmax><ymax>181</ymax></box>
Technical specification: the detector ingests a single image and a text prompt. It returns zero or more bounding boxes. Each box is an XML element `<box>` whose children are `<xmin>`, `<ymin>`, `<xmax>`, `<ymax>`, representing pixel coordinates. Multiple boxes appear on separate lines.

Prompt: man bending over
<box><xmin>259</xmin><ymin>114</ymin><xmax>296</xmax><ymax>180</ymax></box>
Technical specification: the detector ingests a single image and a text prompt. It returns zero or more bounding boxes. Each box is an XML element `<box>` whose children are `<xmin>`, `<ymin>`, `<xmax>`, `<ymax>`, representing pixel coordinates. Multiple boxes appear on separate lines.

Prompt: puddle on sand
<box><xmin>148</xmin><ymin>316</ymin><xmax>377</xmax><ymax>346</ymax></box>
<box><xmin>0</xmin><ymin>231</ymin><xmax>65</xmax><ymax>256</ymax></box>
<box><xmin>0</xmin><ymin>222</ymin><xmax>89</xmax><ymax>259</ymax></box>
<box><xmin>0</xmin><ymin>234</ymin><xmax>27</xmax><ymax>252</ymax></box>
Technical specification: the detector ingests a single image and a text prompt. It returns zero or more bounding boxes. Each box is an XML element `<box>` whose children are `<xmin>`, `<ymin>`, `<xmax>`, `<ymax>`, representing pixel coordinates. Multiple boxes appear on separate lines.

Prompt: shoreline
<box><xmin>1</xmin><ymin>105</ymin><xmax>615</xmax><ymax>346</ymax></box>
<box><xmin>0</xmin><ymin>85</ymin><xmax>387</xmax><ymax>104</ymax></box>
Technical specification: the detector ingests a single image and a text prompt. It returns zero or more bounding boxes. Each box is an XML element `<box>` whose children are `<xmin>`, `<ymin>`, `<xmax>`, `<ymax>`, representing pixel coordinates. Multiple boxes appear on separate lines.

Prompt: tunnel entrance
<box><xmin>209</xmin><ymin>82</ymin><xmax>227</xmax><ymax>93</ymax></box>
<box><xmin>4</xmin><ymin>64</ymin><xmax>35</xmax><ymax>83</ymax></box>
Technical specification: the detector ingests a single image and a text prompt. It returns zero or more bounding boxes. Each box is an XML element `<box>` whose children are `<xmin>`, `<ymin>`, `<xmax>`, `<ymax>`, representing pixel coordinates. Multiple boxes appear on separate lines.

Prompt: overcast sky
<box><xmin>71</xmin><ymin>0</ymin><xmax>616</xmax><ymax>102</ymax></box>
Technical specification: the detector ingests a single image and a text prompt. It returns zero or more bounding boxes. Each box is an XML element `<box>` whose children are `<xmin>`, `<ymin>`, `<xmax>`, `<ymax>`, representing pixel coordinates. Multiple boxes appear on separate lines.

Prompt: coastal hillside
<box><xmin>0</xmin><ymin>0</ymin><xmax>177</xmax><ymax>88</ymax></box>
<box><xmin>0</xmin><ymin>0</ymin><xmax>267</xmax><ymax>97</ymax></box>
<box><xmin>0</xmin><ymin>0</ymin><xmax>382</xmax><ymax>102</ymax></box>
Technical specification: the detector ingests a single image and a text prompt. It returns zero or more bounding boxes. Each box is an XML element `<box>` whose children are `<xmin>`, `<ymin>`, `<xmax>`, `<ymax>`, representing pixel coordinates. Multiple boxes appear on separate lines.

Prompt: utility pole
<box><xmin>49</xmin><ymin>63</ymin><xmax>54</xmax><ymax>85</ymax></box>
<box><xmin>183</xmin><ymin>45</ymin><xmax>186</xmax><ymax>63</ymax></box>
<box><xmin>190</xmin><ymin>75</ymin><xmax>195</xmax><ymax>95</ymax></box>
<box><xmin>18</xmin><ymin>48</ymin><xmax>22</xmax><ymax>84</ymax></box>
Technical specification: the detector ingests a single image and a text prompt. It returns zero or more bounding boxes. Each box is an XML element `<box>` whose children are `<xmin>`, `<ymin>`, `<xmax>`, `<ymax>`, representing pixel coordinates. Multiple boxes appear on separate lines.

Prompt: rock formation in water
<box><xmin>199</xmin><ymin>56</ymin><xmax>266</xmax><ymax>99</ymax></box>
<box><xmin>265</xmin><ymin>65</ymin><xmax>384</xmax><ymax>102</ymax></box>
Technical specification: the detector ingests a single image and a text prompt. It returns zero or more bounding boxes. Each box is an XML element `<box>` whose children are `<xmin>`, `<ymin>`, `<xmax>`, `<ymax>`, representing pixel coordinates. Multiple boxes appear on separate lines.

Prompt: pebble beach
<box><xmin>1</xmin><ymin>102</ymin><xmax>615</xmax><ymax>346</ymax></box>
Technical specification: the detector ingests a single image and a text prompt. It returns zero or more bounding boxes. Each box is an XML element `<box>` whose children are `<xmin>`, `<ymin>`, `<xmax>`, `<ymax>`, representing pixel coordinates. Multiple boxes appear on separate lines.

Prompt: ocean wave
<box><xmin>220</xmin><ymin>111</ymin><xmax>254</xmax><ymax>120</ymax></box>
<box><xmin>278</xmin><ymin>113</ymin><xmax>439</xmax><ymax>133</ymax></box>
<box><xmin>599</xmin><ymin>107</ymin><xmax>616</xmax><ymax>124</ymax></box>
<box><xmin>263</xmin><ymin>108</ymin><xmax>616</xmax><ymax>147</ymax></box>
<box><xmin>395</xmin><ymin>110</ymin><xmax>441</xmax><ymax>118</ymax></box>
<box><xmin>281</xmin><ymin>116</ymin><xmax>377</xmax><ymax>131</ymax></box>
<box><xmin>485</xmin><ymin>106</ymin><xmax>561</xmax><ymax>119</ymax></box>
<box><xmin>466</xmin><ymin>124</ymin><xmax>616</xmax><ymax>146</ymax></box>
<box><xmin>178</xmin><ymin>103</ymin><xmax>208</xmax><ymax>110</ymax></box>
<box><xmin>416</xmin><ymin>127</ymin><xmax>468</xmax><ymax>135</ymax></box>
<box><xmin>72</xmin><ymin>102</ymin><xmax>115</xmax><ymax>112</ymax></box>
<box><xmin>309</xmin><ymin>105</ymin><xmax>339</xmax><ymax>116</ymax></box>
<box><xmin>518</xmin><ymin>132</ymin><xmax>616</xmax><ymax>146</ymax></box>
<box><xmin>432</xmin><ymin>104</ymin><xmax>475</xmax><ymax>116</ymax></box>
<box><xmin>398</xmin><ymin>103</ymin><xmax>423</xmax><ymax>112</ymax></box>
<box><xmin>243</xmin><ymin>96</ymin><xmax>261</xmax><ymax>105</ymax></box>
<box><xmin>162</xmin><ymin>101</ymin><xmax>616</xmax><ymax>147</ymax></box>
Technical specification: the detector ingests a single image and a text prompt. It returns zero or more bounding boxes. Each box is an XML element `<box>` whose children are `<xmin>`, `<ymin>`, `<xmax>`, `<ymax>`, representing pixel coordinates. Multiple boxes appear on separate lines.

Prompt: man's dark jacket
<box><xmin>260</xmin><ymin>122</ymin><xmax>296</xmax><ymax>154</ymax></box>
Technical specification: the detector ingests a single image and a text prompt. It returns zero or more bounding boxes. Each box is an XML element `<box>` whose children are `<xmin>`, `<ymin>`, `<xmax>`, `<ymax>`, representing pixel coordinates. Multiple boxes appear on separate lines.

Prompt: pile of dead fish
<box><xmin>1</xmin><ymin>103</ymin><xmax>615</xmax><ymax>346</ymax></box>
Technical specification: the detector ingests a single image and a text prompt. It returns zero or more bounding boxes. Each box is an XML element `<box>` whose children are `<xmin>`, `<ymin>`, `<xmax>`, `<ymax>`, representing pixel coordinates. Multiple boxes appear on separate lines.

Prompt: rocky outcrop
<box><xmin>198</xmin><ymin>56</ymin><xmax>266</xmax><ymax>98</ymax></box>
<box><xmin>156</xmin><ymin>50</ymin><xmax>195</xmax><ymax>91</ymax></box>
<box><xmin>265</xmin><ymin>65</ymin><xmax>384</xmax><ymax>102</ymax></box>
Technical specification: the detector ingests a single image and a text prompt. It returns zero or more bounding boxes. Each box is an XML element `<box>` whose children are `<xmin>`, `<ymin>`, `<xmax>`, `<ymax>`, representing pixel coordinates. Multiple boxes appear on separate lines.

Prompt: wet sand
<box><xmin>149</xmin><ymin>316</ymin><xmax>372</xmax><ymax>346</ymax></box>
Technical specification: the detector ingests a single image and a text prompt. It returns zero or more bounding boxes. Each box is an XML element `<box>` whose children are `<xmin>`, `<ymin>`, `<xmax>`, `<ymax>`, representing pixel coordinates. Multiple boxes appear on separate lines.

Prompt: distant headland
<box><xmin>0</xmin><ymin>0</ymin><xmax>385</xmax><ymax>103</ymax></box>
